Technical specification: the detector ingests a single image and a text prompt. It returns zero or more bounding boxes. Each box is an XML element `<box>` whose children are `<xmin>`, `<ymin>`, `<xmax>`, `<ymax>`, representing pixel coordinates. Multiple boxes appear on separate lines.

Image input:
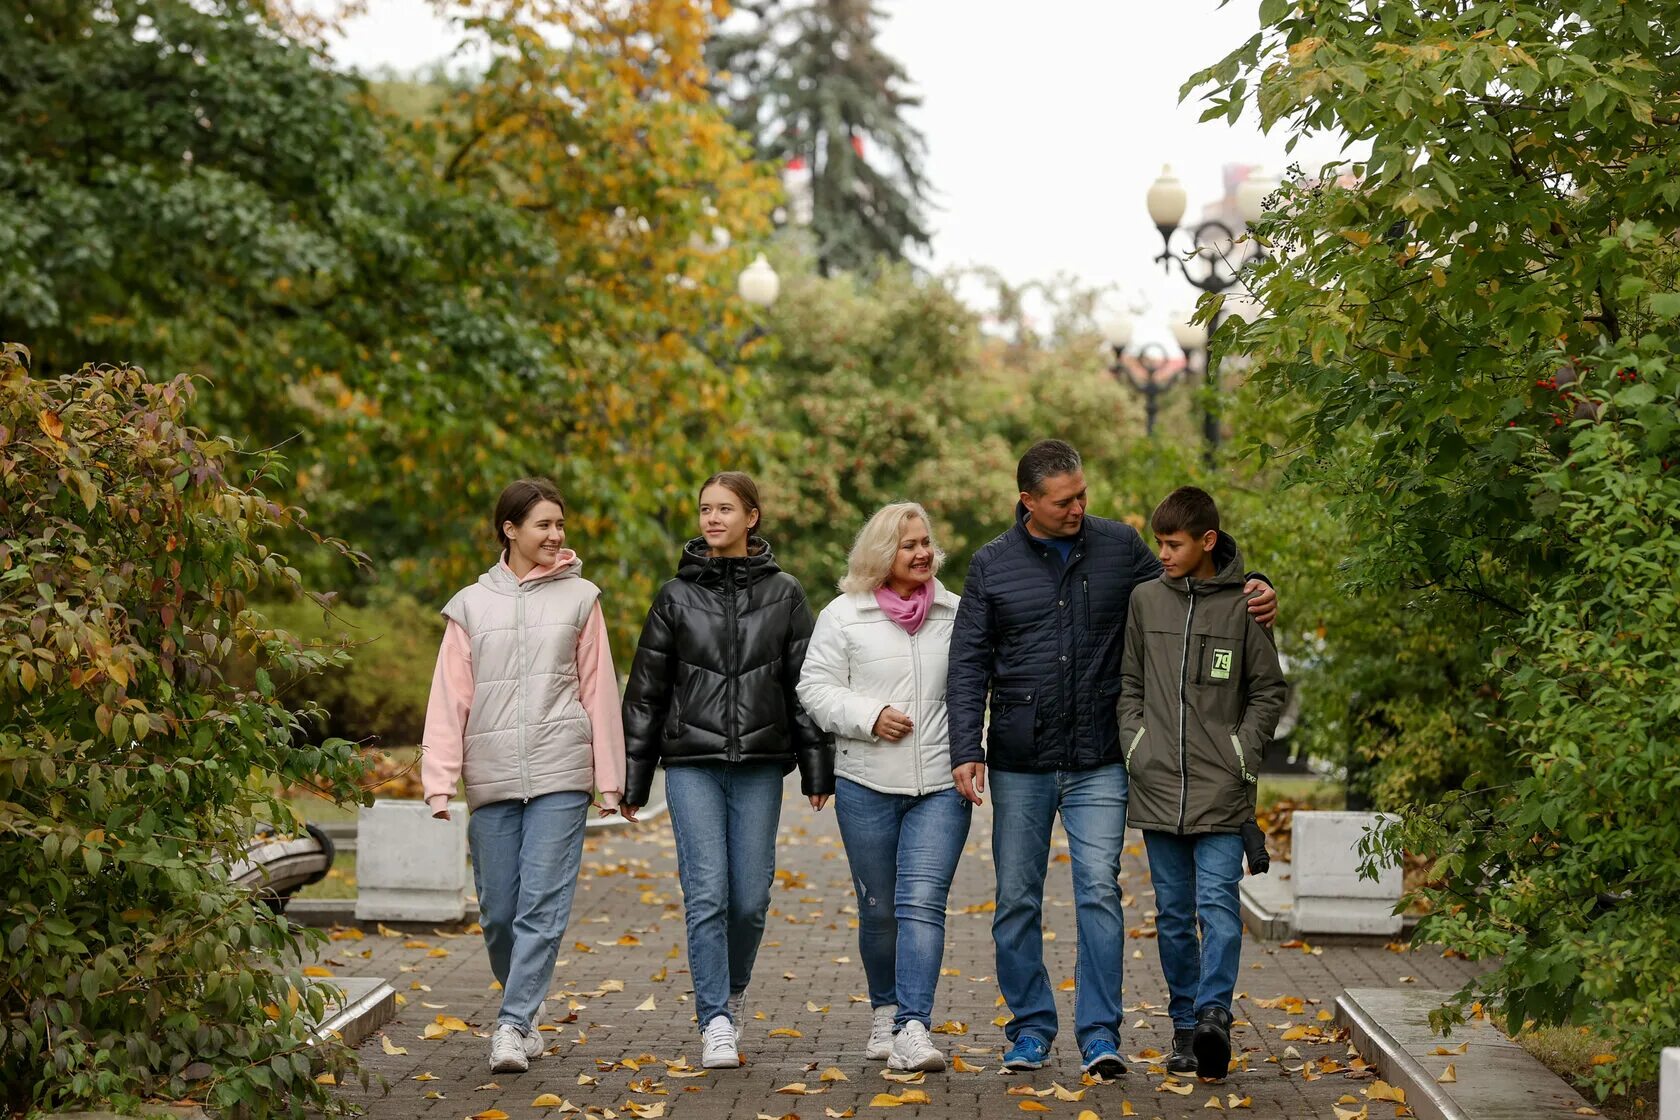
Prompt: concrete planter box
<box><xmin>1663</xmin><ymin>1047</ymin><xmax>1679</xmax><ymax>1120</ymax></box>
<box><xmin>1292</xmin><ymin>810</ymin><xmax>1403</xmax><ymax>936</ymax></box>
<box><xmin>355</xmin><ymin>798</ymin><xmax>469</xmax><ymax>922</ymax></box>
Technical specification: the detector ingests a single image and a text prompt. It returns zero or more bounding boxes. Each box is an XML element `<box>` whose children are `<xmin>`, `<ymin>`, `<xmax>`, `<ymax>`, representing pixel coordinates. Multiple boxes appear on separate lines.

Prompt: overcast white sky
<box><xmin>317</xmin><ymin>0</ymin><xmax>1350</xmax><ymax>336</ymax></box>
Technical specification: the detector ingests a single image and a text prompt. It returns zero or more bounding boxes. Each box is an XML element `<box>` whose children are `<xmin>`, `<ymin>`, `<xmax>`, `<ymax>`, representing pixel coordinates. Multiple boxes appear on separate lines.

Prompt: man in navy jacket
<box><xmin>947</xmin><ymin>440</ymin><xmax>1275</xmax><ymax>1077</ymax></box>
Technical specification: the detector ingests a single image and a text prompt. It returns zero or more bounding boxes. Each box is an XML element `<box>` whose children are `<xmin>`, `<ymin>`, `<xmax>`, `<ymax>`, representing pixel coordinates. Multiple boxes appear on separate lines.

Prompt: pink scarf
<box><xmin>875</xmin><ymin>580</ymin><xmax>934</xmax><ymax>635</ymax></box>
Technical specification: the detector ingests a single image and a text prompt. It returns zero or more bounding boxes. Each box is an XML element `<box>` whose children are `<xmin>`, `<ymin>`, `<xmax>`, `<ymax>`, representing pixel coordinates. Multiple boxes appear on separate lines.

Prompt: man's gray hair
<box><xmin>1016</xmin><ymin>439</ymin><xmax>1083</xmax><ymax>495</ymax></box>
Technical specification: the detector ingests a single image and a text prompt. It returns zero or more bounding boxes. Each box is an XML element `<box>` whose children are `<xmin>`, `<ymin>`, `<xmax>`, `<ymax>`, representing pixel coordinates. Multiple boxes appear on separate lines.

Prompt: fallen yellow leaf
<box><xmin>1051</xmin><ymin>1083</ymin><xmax>1085</xmax><ymax>1101</ymax></box>
<box><xmin>402</xmin><ymin>940</ymin><xmax>430</xmax><ymax>949</ymax></box>
<box><xmin>1333</xmin><ymin>1107</ymin><xmax>1369</xmax><ymax>1120</ymax></box>
<box><xmin>951</xmin><ymin>1056</ymin><xmax>985</xmax><ymax>1073</ymax></box>
<box><xmin>470</xmin><ymin>1111</ymin><xmax>510</xmax><ymax>1120</ymax></box>
<box><xmin>1439</xmin><ymin>1063</ymin><xmax>1457</xmax><ymax>1083</ymax></box>
<box><xmin>531</xmin><ymin>1095</ymin><xmax>566</xmax><ymax>1108</ymax></box>
<box><xmin>421</xmin><ymin>1023</ymin><xmax>449</xmax><ymax>1040</ymax></box>
<box><xmin>1206</xmin><ymin>1095</ymin><xmax>1226</xmax><ymax>1109</ymax></box>
<box><xmin>768</xmin><ymin>1027</ymin><xmax>803</xmax><ymax>1037</ymax></box>
<box><xmin>380</xmin><ymin>1035</ymin><xmax>408</xmax><ymax>1056</ymax></box>
<box><xmin>302</xmin><ymin>966</ymin><xmax>334</xmax><ymax>978</ymax></box>
<box><xmin>413</xmin><ymin>1072</ymin><xmax>439</xmax><ymax>1081</ymax></box>
<box><xmin>825</xmin><ymin>1110</ymin><xmax>856</xmax><ymax>1119</ymax></box>
<box><xmin>314</xmin><ymin>1073</ymin><xmax>336</xmax><ymax>1085</ymax></box>
<box><xmin>930</xmin><ymin>1020</ymin><xmax>967</xmax><ymax>1035</ymax></box>
<box><xmin>436</xmin><ymin>1015</ymin><xmax>470</xmax><ymax>1032</ymax></box>
<box><xmin>1430</xmin><ymin>1041</ymin><xmax>1470</xmax><ymax>1056</ymax></box>
<box><xmin>427</xmin><ymin>947</ymin><xmax>450</xmax><ymax>958</ymax></box>
<box><xmin>1367</xmin><ymin>1080</ymin><xmax>1406</xmax><ymax>1104</ymax></box>
<box><xmin>1121</xmin><ymin>1105</ymin><xmax>1138</xmax><ymax>1117</ymax></box>
<box><xmin>868</xmin><ymin>1093</ymin><xmax>905</xmax><ymax>1108</ymax></box>
<box><xmin>776</xmin><ymin>1083</ymin><xmax>811</xmax><ymax>1095</ymax></box>
<box><xmin>1228</xmin><ymin>1094</ymin><xmax>1253</xmax><ymax>1109</ymax></box>
<box><xmin>577</xmin><ymin>1073</ymin><xmax>597</xmax><ymax>1086</ymax></box>
<box><xmin>819</xmin><ymin>1067</ymin><xmax>849</xmax><ymax>1082</ymax></box>
<box><xmin>1160</xmin><ymin>1078</ymin><xmax>1195</xmax><ymax>1095</ymax></box>
<box><xmin>807</xmin><ymin>1000</ymin><xmax>831</xmax><ymax>1013</ymax></box>
<box><xmin>1019</xmin><ymin>1103</ymin><xmax>1051</xmax><ymax>1113</ymax></box>
<box><xmin>636</xmin><ymin>996</ymin><xmax>657</xmax><ymax>1011</ymax></box>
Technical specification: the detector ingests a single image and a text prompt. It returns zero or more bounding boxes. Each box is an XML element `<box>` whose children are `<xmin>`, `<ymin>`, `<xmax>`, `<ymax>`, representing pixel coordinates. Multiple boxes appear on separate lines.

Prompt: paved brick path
<box><xmin>320</xmin><ymin>786</ymin><xmax>1484</xmax><ymax>1119</ymax></box>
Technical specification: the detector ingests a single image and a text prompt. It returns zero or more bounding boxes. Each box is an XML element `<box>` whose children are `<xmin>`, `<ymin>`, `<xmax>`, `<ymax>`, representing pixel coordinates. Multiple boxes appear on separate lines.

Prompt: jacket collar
<box><xmin>1012</xmin><ymin>500</ymin><xmax>1085</xmax><ymax>554</ymax></box>
<box><xmin>478</xmin><ymin>551</ymin><xmax>582</xmax><ymax>594</ymax></box>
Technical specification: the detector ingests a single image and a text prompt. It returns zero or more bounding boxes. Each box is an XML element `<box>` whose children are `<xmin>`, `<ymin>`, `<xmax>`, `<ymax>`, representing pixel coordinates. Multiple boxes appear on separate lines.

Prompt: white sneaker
<box><xmin>701</xmin><ymin>1014</ymin><xmax>739</xmax><ymax>1069</ymax></box>
<box><xmin>488</xmin><ymin>1023</ymin><xmax>542</xmax><ymax>1073</ymax></box>
<box><xmin>865</xmin><ymin>1003</ymin><xmax>898</xmax><ymax>1061</ymax></box>
<box><xmin>727</xmin><ymin>989</ymin><xmax>746</xmax><ymax>1027</ymax></box>
<box><xmin>889</xmin><ymin>1020</ymin><xmax>947</xmax><ymax>1072</ymax></box>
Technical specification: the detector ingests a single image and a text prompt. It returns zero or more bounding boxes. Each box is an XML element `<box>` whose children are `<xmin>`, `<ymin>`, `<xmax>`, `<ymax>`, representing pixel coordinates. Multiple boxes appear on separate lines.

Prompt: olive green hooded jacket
<box><xmin>1118</xmin><ymin>532</ymin><xmax>1288</xmax><ymax>835</ymax></box>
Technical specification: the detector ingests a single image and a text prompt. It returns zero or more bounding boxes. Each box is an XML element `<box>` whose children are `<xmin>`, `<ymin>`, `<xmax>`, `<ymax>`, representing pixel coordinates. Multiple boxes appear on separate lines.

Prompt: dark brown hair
<box><xmin>1017</xmin><ymin>439</ymin><xmax>1083</xmax><ymax>495</ymax></box>
<box><xmin>494</xmin><ymin>478</ymin><xmax>565</xmax><ymax>550</ymax></box>
<box><xmin>699</xmin><ymin>471</ymin><xmax>763</xmax><ymax>536</ymax></box>
<box><xmin>1151</xmin><ymin>485</ymin><xmax>1220</xmax><ymax>539</ymax></box>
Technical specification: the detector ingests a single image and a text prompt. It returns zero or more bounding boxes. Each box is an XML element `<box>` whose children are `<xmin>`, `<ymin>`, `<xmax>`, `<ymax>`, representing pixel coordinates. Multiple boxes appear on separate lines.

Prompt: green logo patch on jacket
<box><xmin>1210</xmin><ymin>648</ymin><xmax>1233</xmax><ymax>681</ymax></box>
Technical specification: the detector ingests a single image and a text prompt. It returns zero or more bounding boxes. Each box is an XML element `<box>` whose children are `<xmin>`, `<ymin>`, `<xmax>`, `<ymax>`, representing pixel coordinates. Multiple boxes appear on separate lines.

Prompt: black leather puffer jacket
<box><xmin>622</xmin><ymin>537</ymin><xmax>834</xmax><ymax>806</ymax></box>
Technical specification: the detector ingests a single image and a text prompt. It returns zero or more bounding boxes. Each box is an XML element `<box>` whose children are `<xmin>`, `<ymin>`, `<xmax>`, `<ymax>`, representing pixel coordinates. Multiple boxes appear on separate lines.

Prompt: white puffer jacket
<box><xmin>796</xmin><ymin>581</ymin><xmax>960</xmax><ymax>796</ymax></box>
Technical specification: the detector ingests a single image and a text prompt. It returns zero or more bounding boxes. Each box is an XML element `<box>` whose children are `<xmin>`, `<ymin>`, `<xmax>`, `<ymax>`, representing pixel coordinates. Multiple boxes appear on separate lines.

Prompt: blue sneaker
<box><xmin>1002</xmin><ymin>1034</ymin><xmax>1051</xmax><ymax>1071</ymax></box>
<box><xmin>1080</xmin><ymin>1037</ymin><xmax>1127</xmax><ymax>1080</ymax></box>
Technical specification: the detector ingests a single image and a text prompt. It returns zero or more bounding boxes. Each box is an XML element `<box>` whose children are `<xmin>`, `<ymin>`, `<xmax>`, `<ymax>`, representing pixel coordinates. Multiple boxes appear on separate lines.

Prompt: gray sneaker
<box><xmin>865</xmin><ymin>1003</ymin><xmax>898</xmax><ymax>1061</ymax></box>
<box><xmin>888</xmin><ymin>1020</ymin><xmax>946</xmax><ymax>1072</ymax></box>
<box><xmin>488</xmin><ymin>1023</ymin><xmax>542</xmax><ymax>1073</ymax></box>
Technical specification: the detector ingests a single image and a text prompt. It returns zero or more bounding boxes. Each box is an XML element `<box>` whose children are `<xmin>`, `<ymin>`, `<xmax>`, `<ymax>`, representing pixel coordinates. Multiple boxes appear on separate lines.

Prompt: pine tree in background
<box><xmin>709</xmin><ymin>0</ymin><xmax>932</xmax><ymax>274</ymax></box>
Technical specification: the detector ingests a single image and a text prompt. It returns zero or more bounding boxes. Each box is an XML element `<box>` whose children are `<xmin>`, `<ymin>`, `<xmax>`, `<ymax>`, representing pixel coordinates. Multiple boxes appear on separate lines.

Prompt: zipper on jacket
<box><xmin>516</xmin><ymin>589</ymin><xmax>533</xmax><ymax>801</ymax></box>
<box><xmin>909</xmin><ymin>630</ymin><xmax>923</xmax><ymax>794</ymax></box>
<box><xmin>1175</xmin><ymin>590</ymin><xmax>1195</xmax><ymax>834</ymax></box>
<box><xmin>726</xmin><ymin>568</ymin><xmax>740</xmax><ymax>761</ymax></box>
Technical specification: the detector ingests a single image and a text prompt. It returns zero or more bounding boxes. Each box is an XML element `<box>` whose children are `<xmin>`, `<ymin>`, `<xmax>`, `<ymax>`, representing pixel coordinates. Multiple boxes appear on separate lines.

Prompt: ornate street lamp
<box><xmin>1101</xmin><ymin>311</ymin><xmax>1184</xmax><ymax>437</ymax></box>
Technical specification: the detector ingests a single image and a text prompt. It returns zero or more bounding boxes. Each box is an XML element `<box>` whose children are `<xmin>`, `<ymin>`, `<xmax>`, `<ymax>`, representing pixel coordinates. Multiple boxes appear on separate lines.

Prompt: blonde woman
<box><xmin>796</xmin><ymin>502</ymin><xmax>968</xmax><ymax>1072</ymax></box>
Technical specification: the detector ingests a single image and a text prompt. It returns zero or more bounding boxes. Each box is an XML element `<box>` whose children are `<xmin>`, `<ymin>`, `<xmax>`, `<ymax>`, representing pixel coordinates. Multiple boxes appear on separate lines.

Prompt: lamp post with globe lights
<box><xmin>1132</xmin><ymin>165</ymin><xmax>1277</xmax><ymax>465</ymax></box>
<box><xmin>1101</xmin><ymin>311</ymin><xmax>1185</xmax><ymax>438</ymax></box>
<box><xmin>662</xmin><ymin>252</ymin><xmax>781</xmax><ymax>363</ymax></box>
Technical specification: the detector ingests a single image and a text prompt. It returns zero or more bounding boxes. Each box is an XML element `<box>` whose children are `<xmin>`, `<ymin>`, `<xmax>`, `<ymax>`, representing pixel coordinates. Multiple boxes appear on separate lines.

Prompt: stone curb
<box><xmin>1336</xmin><ymin>987</ymin><xmax>1594</xmax><ymax>1120</ymax></box>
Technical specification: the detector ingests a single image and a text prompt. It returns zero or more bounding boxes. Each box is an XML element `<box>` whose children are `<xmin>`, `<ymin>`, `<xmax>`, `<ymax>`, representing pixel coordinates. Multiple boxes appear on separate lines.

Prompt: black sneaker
<box><xmin>1192</xmin><ymin>1006</ymin><xmax>1233</xmax><ymax>1080</ymax></box>
<box><xmin>1166</xmin><ymin>1028</ymin><xmax>1197</xmax><ymax>1074</ymax></box>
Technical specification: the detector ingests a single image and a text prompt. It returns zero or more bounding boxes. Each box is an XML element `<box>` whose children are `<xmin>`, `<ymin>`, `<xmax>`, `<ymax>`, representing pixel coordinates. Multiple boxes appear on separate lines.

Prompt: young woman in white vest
<box><xmin>796</xmin><ymin>502</ymin><xmax>969</xmax><ymax>1072</ymax></box>
<box><xmin>420</xmin><ymin>478</ymin><xmax>628</xmax><ymax>1074</ymax></box>
<box><xmin>620</xmin><ymin>471</ymin><xmax>835</xmax><ymax>1069</ymax></box>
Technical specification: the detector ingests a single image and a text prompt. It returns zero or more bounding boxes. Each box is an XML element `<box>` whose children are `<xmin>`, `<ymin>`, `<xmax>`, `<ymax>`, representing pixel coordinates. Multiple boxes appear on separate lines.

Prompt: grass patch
<box><xmin>295</xmin><ymin>852</ymin><xmax>358</xmax><ymax>900</ymax></box>
<box><xmin>1507</xmin><ymin>1022</ymin><xmax>1657</xmax><ymax>1120</ymax></box>
<box><xmin>1258</xmin><ymin>776</ymin><xmax>1345</xmax><ymax>809</ymax></box>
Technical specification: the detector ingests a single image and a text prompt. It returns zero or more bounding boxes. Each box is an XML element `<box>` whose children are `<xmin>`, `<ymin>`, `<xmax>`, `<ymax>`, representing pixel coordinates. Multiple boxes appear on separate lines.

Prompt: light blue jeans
<box><xmin>664</xmin><ymin>762</ymin><xmax>785</xmax><ymax>1029</ymax></box>
<box><xmin>1142</xmin><ymin>830</ymin><xmax>1245</xmax><ymax>1030</ymax></box>
<box><xmin>990</xmin><ymin>763</ymin><xmax>1129</xmax><ymax>1051</ymax></box>
<box><xmin>834</xmin><ymin>779</ymin><xmax>972</xmax><ymax>1029</ymax></box>
<box><xmin>467</xmin><ymin>790</ymin><xmax>591</xmax><ymax>1033</ymax></box>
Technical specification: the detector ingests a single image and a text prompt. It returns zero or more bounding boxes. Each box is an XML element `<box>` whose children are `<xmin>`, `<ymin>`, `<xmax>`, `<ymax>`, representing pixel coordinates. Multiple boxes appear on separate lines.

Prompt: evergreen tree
<box><xmin>709</xmin><ymin>0</ymin><xmax>932</xmax><ymax>273</ymax></box>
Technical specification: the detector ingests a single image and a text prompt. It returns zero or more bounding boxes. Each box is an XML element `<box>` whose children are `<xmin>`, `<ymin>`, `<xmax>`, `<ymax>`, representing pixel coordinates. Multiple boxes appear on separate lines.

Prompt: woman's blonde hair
<box><xmin>838</xmin><ymin>502</ymin><xmax>945</xmax><ymax>595</ymax></box>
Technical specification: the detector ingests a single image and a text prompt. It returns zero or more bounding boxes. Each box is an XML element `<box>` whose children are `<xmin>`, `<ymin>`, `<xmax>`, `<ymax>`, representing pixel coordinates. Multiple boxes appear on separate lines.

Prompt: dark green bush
<box><xmin>0</xmin><ymin>345</ymin><xmax>372</xmax><ymax>1115</ymax></box>
<box><xmin>261</xmin><ymin>592</ymin><xmax>442</xmax><ymax>749</ymax></box>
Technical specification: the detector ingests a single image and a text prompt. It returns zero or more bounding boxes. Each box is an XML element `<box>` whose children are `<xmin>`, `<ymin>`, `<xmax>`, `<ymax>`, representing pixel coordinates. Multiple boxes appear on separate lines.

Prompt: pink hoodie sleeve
<box><xmin>577</xmin><ymin>601</ymin><xmax>626</xmax><ymax>810</ymax></box>
<box><xmin>421</xmin><ymin>619</ymin><xmax>473</xmax><ymax>816</ymax></box>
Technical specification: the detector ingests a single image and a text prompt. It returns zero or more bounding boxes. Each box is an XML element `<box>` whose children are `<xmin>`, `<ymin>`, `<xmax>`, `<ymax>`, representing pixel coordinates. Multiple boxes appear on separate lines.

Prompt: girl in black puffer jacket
<box><xmin>620</xmin><ymin>472</ymin><xmax>834</xmax><ymax>1069</ymax></box>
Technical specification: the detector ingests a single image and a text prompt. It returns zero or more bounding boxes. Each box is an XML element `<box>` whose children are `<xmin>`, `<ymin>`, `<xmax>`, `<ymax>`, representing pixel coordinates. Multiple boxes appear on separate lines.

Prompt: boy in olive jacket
<box><xmin>1119</xmin><ymin>487</ymin><xmax>1287</xmax><ymax>1081</ymax></box>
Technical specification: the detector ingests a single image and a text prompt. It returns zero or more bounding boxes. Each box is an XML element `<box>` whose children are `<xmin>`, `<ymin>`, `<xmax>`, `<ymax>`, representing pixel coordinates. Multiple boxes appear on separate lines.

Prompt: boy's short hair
<box><xmin>1151</xmin><ymin>486</ymin><xmax>1220</xmax><ymax>538</ymax></box>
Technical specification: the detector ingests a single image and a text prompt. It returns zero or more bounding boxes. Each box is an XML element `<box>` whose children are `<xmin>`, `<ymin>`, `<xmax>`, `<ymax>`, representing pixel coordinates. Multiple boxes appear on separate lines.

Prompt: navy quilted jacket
<box><xmin>947</xmin><ymin>505</ymin><xmax>1163</xmax><ymax>772</ymax></box>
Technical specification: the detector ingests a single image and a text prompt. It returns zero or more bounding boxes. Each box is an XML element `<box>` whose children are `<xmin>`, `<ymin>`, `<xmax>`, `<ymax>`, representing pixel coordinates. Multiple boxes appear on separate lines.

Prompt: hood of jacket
<box><xmin>476</xmin><ymin>551</ymin><xmax>584</xmax><ymax>594</ymax></box>
<box><xmin>675</xmin><ymin>535</ymin><xmax>784</xmax><ymax>590</ymax></box>
<box><xmin>1158</xmin><ymin>531</ymin><xmax>1247</xmax><ymax>595</ymax></box>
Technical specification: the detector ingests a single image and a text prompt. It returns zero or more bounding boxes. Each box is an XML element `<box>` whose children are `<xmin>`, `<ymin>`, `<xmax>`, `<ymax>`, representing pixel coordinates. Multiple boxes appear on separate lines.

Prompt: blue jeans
<box><xmin>834</xmin><ymin>779</ymin><xmax>973</xmax><ymax>1029</ymax></box>
<box><xmin>990</xmin><ymin>763</ymin><xmax>1129</xmax><ymax>1050</ymax></box>
<box><xmin>467</xmin><ymin>790</ymin><xmax>591</xmax><ymax>1033</ymax></box>
<box><xmin>1142</xmin><ymin>830</ymin><xmax>1245</xmax><ymax>1030</ymax></box>
<box><xmin>664</xmin><ymin>763</ymin><xmax>785</xmax><ymax>1029</ymax></box>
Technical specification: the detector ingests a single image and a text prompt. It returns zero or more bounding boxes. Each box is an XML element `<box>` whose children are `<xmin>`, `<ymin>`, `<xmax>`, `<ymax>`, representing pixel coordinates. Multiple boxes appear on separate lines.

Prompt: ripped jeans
<box><xmin>834</xmin><ymin>778</ymin><xmax>973</xmax><ymax>1029</ymax></box>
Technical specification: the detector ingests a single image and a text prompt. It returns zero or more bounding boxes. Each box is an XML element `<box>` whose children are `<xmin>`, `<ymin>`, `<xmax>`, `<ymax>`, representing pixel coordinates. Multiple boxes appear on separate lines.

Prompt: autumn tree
<box><xmin>1192</xmin><ymin>0</ymin><xmax>1680</xmax><ymax>1095</ymax></box>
